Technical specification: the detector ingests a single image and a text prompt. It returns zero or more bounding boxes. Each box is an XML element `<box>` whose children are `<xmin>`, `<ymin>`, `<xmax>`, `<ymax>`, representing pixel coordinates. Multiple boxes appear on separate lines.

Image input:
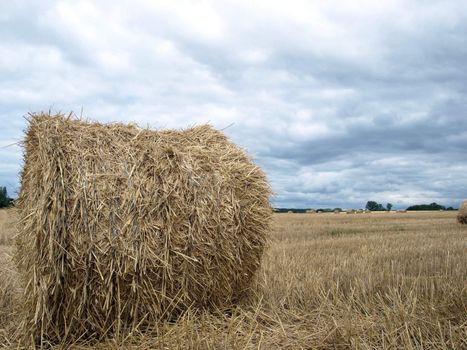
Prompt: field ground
<box><xmin>0</xmin><ymin>209</ymin><xmax>465</xmax><ymax>349</ymax></box>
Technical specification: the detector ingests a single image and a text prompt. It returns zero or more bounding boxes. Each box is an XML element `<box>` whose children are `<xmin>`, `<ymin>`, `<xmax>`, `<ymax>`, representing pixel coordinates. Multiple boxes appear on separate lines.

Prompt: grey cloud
<box><xmin>1</xmin><ymin>0</ymin><xmax>466</xmax><ymax>209</ymax></box>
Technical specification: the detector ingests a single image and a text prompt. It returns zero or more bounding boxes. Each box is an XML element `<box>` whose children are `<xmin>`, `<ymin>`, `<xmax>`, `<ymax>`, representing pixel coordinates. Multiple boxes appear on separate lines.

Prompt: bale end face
<box><xmin>457</xmin><ymin>201</ymin><xmax>467</xmax><ymax>224</ymax></box>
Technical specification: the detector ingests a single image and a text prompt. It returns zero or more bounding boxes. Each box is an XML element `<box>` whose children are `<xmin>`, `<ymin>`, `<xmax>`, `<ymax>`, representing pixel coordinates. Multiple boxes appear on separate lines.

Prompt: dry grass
<box><xmin>0</xmin><ymin>209</ymin><xmax>16</xmax><ymax>246</ymax></box>
<box><xmin>0</xmin><ymin>209</ymin><xmax>19</xmax><ymax>348</ymax></box>
<box><xmin>1</xmin><ymin>209</ymin><xmax>466</xmax><ymax>349</ymax></box>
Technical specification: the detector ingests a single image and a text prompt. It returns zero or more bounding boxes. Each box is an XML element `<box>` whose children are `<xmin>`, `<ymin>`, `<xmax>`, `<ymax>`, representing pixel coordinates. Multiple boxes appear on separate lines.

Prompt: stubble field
<box><xmin>0</xmin><ymin>209</ymin><xmax>465</xmax><ymax>349</ymax></box>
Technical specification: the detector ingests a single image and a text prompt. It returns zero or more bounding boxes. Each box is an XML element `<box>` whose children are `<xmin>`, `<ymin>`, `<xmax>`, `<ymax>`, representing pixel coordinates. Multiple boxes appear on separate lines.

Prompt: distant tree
<box><xmin>365</xmin><ymin>201</ymin><xmax>378</xmax><ymax>211</ymax></box>
<box><xmin>0</xmin><ymin>187</ymin><xmax>13</xmax><ymax>208</ymax></box>
<box><xmin>316</xmin><ymin>208</ymin><xmax>333</xmax><ymax>213</ymax></box>
<box><xmin>333</xmin><ymin>208</ymin><xmax>342</xmax><ymax>212</ymax></box>
<box><xmin>366</xmin><ymin>201</ymin><xmax>386</xmax><ymax>211</ymax></box>
<box><xmin>406</xmin><ymin>202</ymin><xmax>446</xmax><ymax>211</ymax></box>
<box><xmin>386</xmin><ymin>203</ymin><xmax>393</xmax><ymax>211</ymax></box>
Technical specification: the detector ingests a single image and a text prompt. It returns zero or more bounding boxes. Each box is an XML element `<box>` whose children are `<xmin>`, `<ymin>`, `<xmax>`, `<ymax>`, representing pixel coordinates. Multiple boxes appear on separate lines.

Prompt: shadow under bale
<box><xmin>15</xmin><ymin>113</ymin><xmax>272</xmax><ymax>346</ymax></box>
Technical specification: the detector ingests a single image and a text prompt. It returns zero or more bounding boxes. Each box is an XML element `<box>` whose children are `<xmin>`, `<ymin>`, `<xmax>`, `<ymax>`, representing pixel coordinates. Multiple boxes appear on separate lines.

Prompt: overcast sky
<box><xmin>1</xmin><ymin>0</ymin><xmax>466</xmax><ymax>209</ymax></box>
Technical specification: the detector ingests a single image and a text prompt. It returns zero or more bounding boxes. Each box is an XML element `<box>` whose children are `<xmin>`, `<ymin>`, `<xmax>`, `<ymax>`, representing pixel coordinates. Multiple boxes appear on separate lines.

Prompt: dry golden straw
<box><xmin>457</xmin><ymin>200</ymin><xmax>467</xmax><ymax>224</ymax></box>
<box><xmin>15</xmin><ymin>112</ymin><xmax>272</xmax><ymax>346</ymax></box>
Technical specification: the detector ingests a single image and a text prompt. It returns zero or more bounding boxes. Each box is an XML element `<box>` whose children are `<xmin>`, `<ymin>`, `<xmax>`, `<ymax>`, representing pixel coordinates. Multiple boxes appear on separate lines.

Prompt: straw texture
<box><xmin>15</xmin><ymin>113</ymin><xmax>272</xmax><ymax>346</ymax></box>
<box><xmin>457</xmin><ymin>200</ymin><xmax>467</xmax><ymax>224</ymax></box>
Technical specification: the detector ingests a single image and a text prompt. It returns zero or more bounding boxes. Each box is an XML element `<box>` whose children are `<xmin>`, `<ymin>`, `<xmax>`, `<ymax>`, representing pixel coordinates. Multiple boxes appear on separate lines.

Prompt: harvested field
<box><xmin>1</xmin><ymin>209</ymin><xmax>466</xmax><ymax>349</ymax></box>
<box><xmin>0</xmin><ymin>209</ymin><xmax>16</xmax><ymax>246</ymax></box>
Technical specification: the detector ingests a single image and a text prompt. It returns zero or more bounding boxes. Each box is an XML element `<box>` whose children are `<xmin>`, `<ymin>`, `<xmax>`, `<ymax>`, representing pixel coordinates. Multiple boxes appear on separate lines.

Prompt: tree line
<box><xmin>275</xmin><ymin>201</ymin><xmax>457</xmax><ymax>213</ymax></box>
<box><xmin>366</xmin><ymin>200</ymin><xmax>455</xmax><ymax>211</ymax></box>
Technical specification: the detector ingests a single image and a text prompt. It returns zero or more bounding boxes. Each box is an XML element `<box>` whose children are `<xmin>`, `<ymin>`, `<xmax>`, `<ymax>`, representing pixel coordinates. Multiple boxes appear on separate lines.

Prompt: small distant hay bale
<box><xmin>15</xmin><ymin>113</ymin><xmax>272</xmax><ymax>345</ymax></box>
<box><xmin>306</xmin><ymin>209</ymin><xmax>315</xmax><ymax>214</ymax></box>
<box><xmin>346</xmin><ymin>209</ymin><xmax>355</xmax><ymax>214</ymax></box>
<box><xmin>397</xmin><ymin>209</ymin><xmax>407</xmax><ymax>213</ymax></box>
<box><xmin>333</xmin><ymin>210</ymin><xmax>340</xmax><ymax>214</ymax></box>
<box><xmin>457</xmin><ymin>201</ymin><xmax>467</xmax><ymax>224</ymax></box>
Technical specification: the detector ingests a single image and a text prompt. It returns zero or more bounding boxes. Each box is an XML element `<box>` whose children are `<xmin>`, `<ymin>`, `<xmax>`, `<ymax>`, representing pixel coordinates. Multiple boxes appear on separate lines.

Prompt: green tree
<box><xmin>386</xmin><ymin>203</ymin><xmax>393</xmax><ymax>211</ymax></box>
<box><xmin>406</xmin><ymin>202</ymin><xmax>446</xmax><ymax>211</ymax></box>
<box><xmin>365</xmin><ymin>201</ymin><xmax>386</xmax><ymax>211</ymax></box>
<box><xmin>0</xmin><ymin>187</ymin><xmax>12</xmax><ymax>208</ymax></box>
<box><xmin>365</xmin><ymin>201</ymin><xmax>378</xmax><ymax>211</ymax></box>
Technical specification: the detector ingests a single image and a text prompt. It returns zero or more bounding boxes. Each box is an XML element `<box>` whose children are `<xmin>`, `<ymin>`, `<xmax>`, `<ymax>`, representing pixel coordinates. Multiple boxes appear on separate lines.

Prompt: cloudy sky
<box><xmin>1</xmin><ymin>0</ymin><xmax>467</xmax><ymax>209</ymax></box>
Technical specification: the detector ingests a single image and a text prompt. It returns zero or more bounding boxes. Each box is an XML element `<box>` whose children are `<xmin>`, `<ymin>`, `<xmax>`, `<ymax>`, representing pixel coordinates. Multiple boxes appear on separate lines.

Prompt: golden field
<box><xmin>0</xmin><ymin>209</ymin><xmax>465</xmax><ymax>349</ymax></box>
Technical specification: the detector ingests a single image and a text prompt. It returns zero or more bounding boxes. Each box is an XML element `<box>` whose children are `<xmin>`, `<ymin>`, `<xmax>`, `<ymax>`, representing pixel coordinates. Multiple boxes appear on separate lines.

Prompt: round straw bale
<box><xmin>457</xmin><ymin>200</ymin><xmax>467</xmax><ymax>224</ymax></box>
<box><xmin>15</xmin><ymin>113</ymin><xmax>272</xmax><ymax>345</ymax></box>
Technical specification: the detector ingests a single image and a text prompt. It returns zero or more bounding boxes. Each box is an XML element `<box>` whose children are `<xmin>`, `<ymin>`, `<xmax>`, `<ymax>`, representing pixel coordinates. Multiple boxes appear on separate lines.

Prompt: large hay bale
<box><xmin>457</xmin><ymin>201</ymin><xmax>467</xmax><ymax>224</ymax></box>
<box><xmin>15</xmin><ymin>113</ymin><xmax>271</xmax><ymax>345</ymax></box>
